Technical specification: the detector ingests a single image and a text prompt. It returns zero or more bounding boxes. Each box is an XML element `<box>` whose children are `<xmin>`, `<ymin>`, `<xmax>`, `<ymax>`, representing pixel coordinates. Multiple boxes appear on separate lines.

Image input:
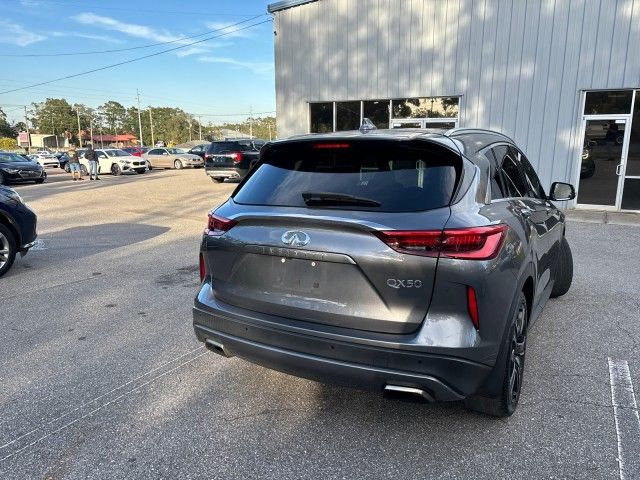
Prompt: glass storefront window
<box><xmin>625</xmin><ymin>91</ymin><xmax>640</xmax><ymax>177</ymax></box>
<box><xmin>310</xmin><ymin>102</ymin><xmax>333</xmax><ymax>133</ymax></box>
<box><xmin>335</xmin><ymin>101</ymin><xmax>361</xmax><ymax>131</ymax></box>
<box><xmin>584</xmin><ymin>90</ymin><xmax>633</xmax><ymax>115</ymax></box>
<box><xmin>391</xmin><ymin>97</ymin><xmax>459</xmax><ymax>119</ymax></box>
<box><xmin>363</xmin><ymin>100</ymin><xmax>389</xmax><ymax>129</ymax></box>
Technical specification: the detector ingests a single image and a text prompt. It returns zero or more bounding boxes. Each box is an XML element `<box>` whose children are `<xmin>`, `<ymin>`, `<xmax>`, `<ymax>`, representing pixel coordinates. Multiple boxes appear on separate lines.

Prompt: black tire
<box><xmin>0</xmin><ymin>172</ymin><xmax>5</xmax><ymax>185</ymax></box>
<box><xmin>174</xmin><ymin>159</ymin><xmax>183</xmax><ymax>170</ymax></box>
<box><xmin>147</xmin><ymin>162</ymin><xmax>153</xmax><ymax>171</ymax></box>
<box><xmin>551</xmin><ymin>236</ymin><xmax>573</xmax><ymax>298</ymax></box>
<box><xmin>35</xmin><ymin>178</ymin><xmax>45</xmax><ymax>184</ymax></box>
<box><xmin>111</xmin><ymin>164</ymin><xmax>121</xmax><ymax>176</ymax></box>
<box><xmin>80</xmin><ymin>165</ymin><xmax>89</xmax><ymax>176</ymax></box>
<box><xmin>0</xmin><ymin>223</ymin><xmax>17</xmax><ymax>278</ymax></box>
<box><xmin>211</xmin><ymin>177</ymin><xmax>224</xmax><ymax>183</ymax></box>
<box><xmin>464</xmin><ymin>292</ymin><xmax>528</xmax><ymax>417</ymax></box>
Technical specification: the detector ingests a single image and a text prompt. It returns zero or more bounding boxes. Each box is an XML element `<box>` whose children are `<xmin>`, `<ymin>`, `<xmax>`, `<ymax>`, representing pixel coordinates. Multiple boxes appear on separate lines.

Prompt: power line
<box><xmin>0</xmin><ymin>14</ymin><xmax>267</xmax><ymax>57</ymax></box>
<box><xmin>0</xmin><ymin>18</ymin><xmax>272</xmax><ymax>95</ymax></box>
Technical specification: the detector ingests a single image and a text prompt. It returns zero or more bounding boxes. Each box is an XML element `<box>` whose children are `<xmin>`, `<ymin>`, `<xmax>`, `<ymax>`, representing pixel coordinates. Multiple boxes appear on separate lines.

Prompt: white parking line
<box><xmin>607</xmin><ymin>358</ymin><xmax>640</xmax><ymax>480</ymax></box>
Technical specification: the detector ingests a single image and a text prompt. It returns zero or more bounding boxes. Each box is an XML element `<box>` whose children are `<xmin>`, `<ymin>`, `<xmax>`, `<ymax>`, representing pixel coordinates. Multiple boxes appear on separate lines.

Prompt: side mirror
<box><xmin>549</xmin><ymin>182</ymin><xmax>575</xmax><ymax>201</ymax></box>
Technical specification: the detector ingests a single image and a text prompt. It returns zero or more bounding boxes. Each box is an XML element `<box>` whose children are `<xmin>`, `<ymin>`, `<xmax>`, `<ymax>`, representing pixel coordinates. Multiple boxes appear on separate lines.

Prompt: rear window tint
<box><xmin>233</xmin><ymin>140</ymin><xmax>461</xmax><ymax>212</ymax></box>
<box><xmin>209</xmin><ymin>141</ymin><xmax>262</xmax><ymax>153</ymax></box>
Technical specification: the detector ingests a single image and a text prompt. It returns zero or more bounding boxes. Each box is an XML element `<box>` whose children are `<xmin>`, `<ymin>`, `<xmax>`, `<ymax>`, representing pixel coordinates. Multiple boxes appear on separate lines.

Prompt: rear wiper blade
<box><xmin>302</xmin><ymin>191</ymin><xmax>381</xmax><ymax>207</ymax></box>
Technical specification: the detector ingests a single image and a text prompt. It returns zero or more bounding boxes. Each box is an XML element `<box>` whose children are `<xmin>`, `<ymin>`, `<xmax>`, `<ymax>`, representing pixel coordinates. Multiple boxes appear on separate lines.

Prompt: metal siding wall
<box><xmin>273</xmin><ymin>0</ymin><xmax>640</xmax><ymax>188</ymax></box>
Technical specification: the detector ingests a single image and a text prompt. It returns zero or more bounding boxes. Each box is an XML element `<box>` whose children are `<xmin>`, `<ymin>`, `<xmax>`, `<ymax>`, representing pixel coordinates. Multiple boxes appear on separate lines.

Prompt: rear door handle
<box><xmin>616</xmin><ymin>164</ymin><xmax>623</xmax><ymax>176</ymax></box>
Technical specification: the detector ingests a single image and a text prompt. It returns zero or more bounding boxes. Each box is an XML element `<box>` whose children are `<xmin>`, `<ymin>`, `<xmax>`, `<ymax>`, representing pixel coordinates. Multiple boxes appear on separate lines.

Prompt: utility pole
<box><xmin>136</xmin><ymin>89</ymin><xmax>144</xmax><ymax>147</ymax></box>
<box><xmin>268</xmin><ymin>123</ymin><xmax>272</xmax><ymax>141</ymax></box>
<box><xmin>198</xmin><ymin>116</ymin><xmax>202</xmax><ymax>141</ymax></box>
<box><xmin>249</xmin><ymin>106</ymin><xmax>253</xmax><ymax>139</ymax></box>
<box><xmin>24</xmin><ymin>106</ymin><xmax>31</xmax><ymax>152</ymax></box>
<box><xmin>188</xmin><ymin>118</ymin><xmax>192</xmax><ymax>142</ymax></box>
<box><xmin>76</xmin><ymin>108</ymin><xmax>83</xmax><ymax>147</ymax></box>
<box><xmin>149</xmin><ymin>108</ymin><xmax>155</xmax><ymax>146</ymax></box>
<box><xmin>89</xmin><ymin>117</ymin><xmax>94</xmax><ymax>146</ymax></box>
<box><xmin>52</xmin><ymin>114</ymin><xmax>59</xmax><ymax>149</ymax></box>
<box><xmin>99</xmin><ymin>124</ymin><xmax>104</xmax><ymax>148</ymax></box>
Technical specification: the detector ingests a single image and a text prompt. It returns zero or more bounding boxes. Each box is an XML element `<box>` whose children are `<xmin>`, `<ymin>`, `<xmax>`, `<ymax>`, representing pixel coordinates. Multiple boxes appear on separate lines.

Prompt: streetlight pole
<box><xmin>149</xmin><ymin>108</ymin><xmax>155</xmax><ymax>146</ymax></box>
<box><xmin>136</xmin><ymin>89</ymin><xmax>144</xmax><ymax>147</ymax></box>
<box><xmin>76</xmin><ymin>108</ymin><xmax>83</xmax><ymax>147</ymax></box>
<box><xmin>52</xmin><ymin>114</ymin><xmax>59</xmax><ymax>149</ymax></box>
<box><xmin>198</xmin><ymin>115</ymin><xmax>202</xmax><ymax>141</ymax></box>
<box><xmin>189</xmin><ymin>118</ymin><xmax>192</xmax><ymax>142</ymax></box>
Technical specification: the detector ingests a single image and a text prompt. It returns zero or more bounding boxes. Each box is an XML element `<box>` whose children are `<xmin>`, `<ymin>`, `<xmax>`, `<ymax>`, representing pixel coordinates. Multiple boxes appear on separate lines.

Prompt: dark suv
<box><xmin>204</xmin><ymin>140</ymin><xmax>266</xmax><ymax>183</ymax></box>
<box><xmin>193</xmin><ymin>128</ymin><xmax>575</xmax><ymax>417</ymax></box>
<box><xmin>0</xmin><ymin>185</ymin><xmax>37</xmax><ymax>277</ymax></box>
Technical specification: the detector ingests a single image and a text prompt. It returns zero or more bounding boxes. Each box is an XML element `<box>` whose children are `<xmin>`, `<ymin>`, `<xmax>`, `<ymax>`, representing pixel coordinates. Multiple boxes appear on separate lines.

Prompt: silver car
<box><xmin>144</xmin><ymin>147</ymin><xmax>204</xmax><ymax>170</ymax></box>
<box><xmin>193</xmin><ymin>127</ymin><xmax>576</xmax><ymax>417</ymax></box>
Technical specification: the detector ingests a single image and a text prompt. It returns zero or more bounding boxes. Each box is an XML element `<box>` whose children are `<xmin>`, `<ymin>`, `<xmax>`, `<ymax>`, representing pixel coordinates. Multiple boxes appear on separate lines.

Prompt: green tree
<box><xmin>0</xmin><ymin>108</ymin><xmax>14</xmax><ymax>137</ymax></box>
<box><xmin>98</xmin><ymin>101</ymin><xmax>126</xmax><ymax>134</ymax></box>
<box><xmin>0</xmin><ymin>137</ymin><xmax>17</xmax><ymax>150</ymax></box>
<box><xmin>30</xmin><ymin>98</ymin><xmax>82</xmax><ymax>137</ymax></box>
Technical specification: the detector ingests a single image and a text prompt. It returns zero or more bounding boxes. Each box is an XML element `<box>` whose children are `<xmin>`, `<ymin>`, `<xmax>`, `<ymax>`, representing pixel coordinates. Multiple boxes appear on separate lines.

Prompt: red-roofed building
<box><xmin>81</xmin><ymin>133</ymin><xmax>138</xmax><ymax>148</ymax></box>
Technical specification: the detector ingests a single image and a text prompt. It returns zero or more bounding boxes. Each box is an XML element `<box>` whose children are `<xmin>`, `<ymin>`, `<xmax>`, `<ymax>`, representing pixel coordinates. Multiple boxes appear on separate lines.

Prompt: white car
<box><xmin>29</xmin><ymin>154</ymin><xmax>60</xmax><ymax>168</ymax></box>
<box><xmin>79</xmin><ymin>149</ymin><xmax>148</xmax><ymax>176</ymax></box>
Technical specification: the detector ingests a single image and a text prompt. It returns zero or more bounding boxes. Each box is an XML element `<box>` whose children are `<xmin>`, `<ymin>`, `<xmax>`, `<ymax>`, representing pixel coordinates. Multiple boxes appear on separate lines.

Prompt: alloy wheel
<box><xmin>0</xmin><ymin>231</ymin><xmax>10</xmax><ymax>270</ymax></box>
<box><xmin>508</xmin><ymin>299</ymin><xmax>527</xmax><ymax>410</ymax></box>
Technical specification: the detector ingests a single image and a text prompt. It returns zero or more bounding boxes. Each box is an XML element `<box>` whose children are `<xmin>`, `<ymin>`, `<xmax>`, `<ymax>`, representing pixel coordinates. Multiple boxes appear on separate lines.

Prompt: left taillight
<box><xmin>205</xmin><ymin>213</ymin><xmax>237</xmax><ymax>236</ymax></box>
<box><xmin>199</xmin><ymin>252</ymin><xmax>206</xmax><ymax>282</ymax></box>
<box><xmin>375</xmin><ymin>224</ymin><xmax>508</xmax><ymax>260</ymax></box>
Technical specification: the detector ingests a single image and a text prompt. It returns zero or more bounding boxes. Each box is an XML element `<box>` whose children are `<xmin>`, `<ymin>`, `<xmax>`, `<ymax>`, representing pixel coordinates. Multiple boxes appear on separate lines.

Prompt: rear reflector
<box><xmin>467</xmin><ymin>286</ymin><xmax>480</xmax><ymax>329</ymax></box>
<box><xmin>199</xmin><ymin>252</ymin><xmax>206</xmax><ymax>282</ymax></box>
<box><xmin>375</xmin><ymin>224</ymin><xmax>508</xmax><ymax>260</ymax></box>
<box><xmin>205</xmin><ymin>213</ymin><xmax>237</xmax><ymax>236</ymax></box>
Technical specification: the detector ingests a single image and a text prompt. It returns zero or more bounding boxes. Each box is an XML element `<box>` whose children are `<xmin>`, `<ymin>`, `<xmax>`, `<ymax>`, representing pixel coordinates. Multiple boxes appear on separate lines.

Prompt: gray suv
<box><xmin>193</xmin><ymin>128</ymin><xmax>575</xmax><ymax>417</ymax></box>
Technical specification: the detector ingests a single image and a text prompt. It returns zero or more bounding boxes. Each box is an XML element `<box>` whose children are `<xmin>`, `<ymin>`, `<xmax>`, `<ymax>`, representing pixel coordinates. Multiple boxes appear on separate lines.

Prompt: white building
<box><xmin>268</xmin><ymin>0</ymin><xmax>640</xmax><ymax>211</ymax></box>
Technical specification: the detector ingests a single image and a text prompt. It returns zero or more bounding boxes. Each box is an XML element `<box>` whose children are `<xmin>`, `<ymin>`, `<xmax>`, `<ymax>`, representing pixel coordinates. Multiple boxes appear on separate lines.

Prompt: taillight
<box><xmin>375</xmin><ymin>224</ymin><xmax>508</xmax><ymax>260</ymax></box>
<box><xmin>467</xmin><ymin>286</ymin><xmax>480</xmax><ymax>329</ymax></box>
<box><xmin>205</xmin><ymin>213</ymin><xmax>237</xmax><ymax>236</ymax></box>
<box><xmin>229</xmin><ymin>152</ymin><xmax>243</xmax><ymax>164</ymax></box>
<box><xmin>199</xmin><ymin>252</ymin><xmax>206</xmax><ymax>282</ymax></box>
<box><xmin>204</xmin><ymin>153</ymin><xmax>213</xmax><ymax>162</ymax></box>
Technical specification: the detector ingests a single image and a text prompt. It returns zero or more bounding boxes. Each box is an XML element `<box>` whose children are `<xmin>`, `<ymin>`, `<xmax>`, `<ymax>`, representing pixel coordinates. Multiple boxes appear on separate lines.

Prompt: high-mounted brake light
<box><xmin>205</xmin><ymin>213</ymin><xmax>237</xmax><ymax>236</ymax></box>
<box><xmin>312</xmin><ymin>143</ymin><xmax>351</xmax><ymax>149</ymax></box>
<box><xmin>467</xmin><ymin>286</ymin><xmax>480</xmax><ymax>329</ymax></box>
<box><xmin>375</xmin><ymin>224</ymin><xmax>508</xmax><ymax>260</ymax></box>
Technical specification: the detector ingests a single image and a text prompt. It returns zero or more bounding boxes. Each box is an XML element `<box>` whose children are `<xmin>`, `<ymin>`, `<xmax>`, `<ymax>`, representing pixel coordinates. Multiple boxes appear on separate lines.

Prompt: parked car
<box><xmin>203</xmin><ymin>140</ymin><xmax>265</xmax><ymax>183</ymax></box>
<box><xmin>29</xmin><ymin>154</ymin><xmax>60</xmax><ymax>169</ymax></box>
<box><xmin>187</xmin><ymin>143</ymin><xmax>211</xmax><ymax>160</ymax></box>
<box><xmin>122</xmin><ymin>146</ymin><xmax>149</xmax><ymax>157</ymax></box>
<box><xmin>0</xmin><ymin>185</ymin><xmax>37</xmax><ymax>277</ymax></box>
<box><xmin>143</xmin><ymin>147</ymin><xmax>203</xmax><ymax>170</ymax></box>
<box><xmin>193</xmin><ymin>127</ymin><xmax>576</xmax><ymax>418</ymax></box>
<box><xmin>79</xmin><ymin>149</ymin><xmax>147</xmax><ymax>176</ymax></box>
<box><xmin>0</xmin><ymin>152</ymin><xmax>46</xmax><ymax>185</ymax></box>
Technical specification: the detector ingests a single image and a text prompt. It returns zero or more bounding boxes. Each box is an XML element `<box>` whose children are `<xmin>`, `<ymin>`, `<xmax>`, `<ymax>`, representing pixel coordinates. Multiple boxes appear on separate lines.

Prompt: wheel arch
<box><xmin>0</xmin><ymin>210</ymin><xmax>21</xmax><ymax>246</ymax></box>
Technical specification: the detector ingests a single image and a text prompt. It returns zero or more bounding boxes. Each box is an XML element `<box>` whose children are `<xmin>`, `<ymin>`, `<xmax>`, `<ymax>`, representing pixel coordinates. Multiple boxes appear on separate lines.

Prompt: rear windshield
<box><xmin>210</xmin><ymin>141</ymin><xmax>262</xmax><ymax>153</ymax></box>
<box><xmin>233</xmin><ymin>140</ymin><xmax>461</xmax><ymax>212</ymax></box>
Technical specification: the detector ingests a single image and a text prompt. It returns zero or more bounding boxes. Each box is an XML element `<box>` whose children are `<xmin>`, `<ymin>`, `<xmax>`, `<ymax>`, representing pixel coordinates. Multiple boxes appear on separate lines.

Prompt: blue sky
<box><xmin>0</xmin><ymin>0</ymin><xmax>276</xmax><ymax>124</ymax></box>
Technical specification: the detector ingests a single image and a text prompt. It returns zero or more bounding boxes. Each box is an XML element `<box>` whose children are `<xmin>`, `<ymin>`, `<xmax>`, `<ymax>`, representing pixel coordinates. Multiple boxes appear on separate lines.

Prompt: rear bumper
<box><xmin>205</xmin><ymin>167</ymin><xmax>246</xmax><ymax>179</ymax></box>
<box><xmin>193</xmin><ymin>287</ymin><xmax>493</xmax><ymax>401</ymax></box>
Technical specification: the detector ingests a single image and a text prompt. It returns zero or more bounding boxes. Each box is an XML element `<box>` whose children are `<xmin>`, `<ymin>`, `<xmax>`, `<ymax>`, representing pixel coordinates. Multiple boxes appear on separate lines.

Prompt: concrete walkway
<box><xmin>565</xmin><ymin>209</ymin><xmax>640</xmax><ymax>226</ymax></box>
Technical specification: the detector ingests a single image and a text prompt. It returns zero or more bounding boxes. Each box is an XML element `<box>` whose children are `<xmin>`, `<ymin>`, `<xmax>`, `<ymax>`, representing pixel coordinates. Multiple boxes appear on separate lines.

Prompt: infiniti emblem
<box><xmin>281</xmin><ymin>230</ymin><xmax>310</xmax><ymax>247</ymax></box>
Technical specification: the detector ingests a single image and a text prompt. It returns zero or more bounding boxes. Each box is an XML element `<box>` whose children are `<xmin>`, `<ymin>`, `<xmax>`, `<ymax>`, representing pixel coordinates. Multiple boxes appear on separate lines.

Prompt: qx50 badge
<box><xmin>387</xmin><ymin>279</ymin><xmax>423</xmax><ymax>289</ymax></box>
<box><xmin>281</xmin><ymin>230</ymin><xmax>311</xmax><ymax>247</ymax></box>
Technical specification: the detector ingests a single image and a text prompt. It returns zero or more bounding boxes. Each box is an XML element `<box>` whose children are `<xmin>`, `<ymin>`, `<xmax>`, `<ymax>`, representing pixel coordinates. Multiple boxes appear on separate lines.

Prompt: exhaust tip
<box><xmin>205</xmin><ymin>338</ymin><xmax>232</xmax><ymax>358</ymax></box>
<box><xmin>384</xmin><ymin>384</ymin><xmax>434</xmax><ymax>402</ymax></box>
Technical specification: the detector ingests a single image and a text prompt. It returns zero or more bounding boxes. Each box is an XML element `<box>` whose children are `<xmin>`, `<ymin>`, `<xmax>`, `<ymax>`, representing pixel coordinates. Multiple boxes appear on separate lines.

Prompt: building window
<box><xmin>584</xmin><ymin>90</ymin><xmax>633</xmax><ymax>115</ymax></box>
<box><xmin>335</xmin><ymin>101</ymin><xmax>361</xmax><ymax>131</ymax></box>
<box><xmin>310</xmin><ymin>102</ymin><xmax>333</xmax><ymax>133</ymax></box>
<box><xmin>391</xmin><ymin>97</ymin><xmax>459</xmax><ymax>119</ymax></box>
<box><xmin>363</xmin><ymin>100</ymin><xmax>390</xmax><ymax>129</ymax></box>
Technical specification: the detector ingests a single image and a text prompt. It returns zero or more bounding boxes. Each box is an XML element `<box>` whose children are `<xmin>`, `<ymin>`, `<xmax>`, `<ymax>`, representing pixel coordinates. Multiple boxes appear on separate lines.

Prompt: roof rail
<box><xmin>445</xmin><ymin>127</ymin><xmax>516</xmax><ymax>144</ymax></box>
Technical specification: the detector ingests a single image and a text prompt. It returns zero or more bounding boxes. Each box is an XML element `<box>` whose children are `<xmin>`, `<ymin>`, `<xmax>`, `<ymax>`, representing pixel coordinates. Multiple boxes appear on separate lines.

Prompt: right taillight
<box><xmin>205</xmin><ymin>213</ymin><xmax>237</xmax><ymax>236</ymax></box>
<box><xmin>375</xmin><ymin>224</ymin><xmax>508</xmax><ymax>260</ymax></box>
<box><xmin>229</xmin><ymin>152</ymin><xmax>243</xmax><ymax>164</ymax></box>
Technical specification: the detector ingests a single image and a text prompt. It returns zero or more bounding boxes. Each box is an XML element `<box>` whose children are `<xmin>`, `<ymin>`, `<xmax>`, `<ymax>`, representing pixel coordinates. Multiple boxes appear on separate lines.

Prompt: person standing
<box><xmin>67</xmin><ymin>146</ymin><xmax>83</xmax><ymax>181</ymax></box>
<box><xmin>85</xmin><ymin>144</ymin><xmax>100</xmax><ymax>180</ymax></box>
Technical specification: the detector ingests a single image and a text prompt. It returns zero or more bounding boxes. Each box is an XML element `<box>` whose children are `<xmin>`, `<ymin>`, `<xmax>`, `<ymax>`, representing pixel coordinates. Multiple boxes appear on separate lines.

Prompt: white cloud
<box><xmin>72</xmin><ymin>12</ymin><xmax>180</xmax><ymax>43</ymax></box>
<box><xmin>0</xmin><ymin>20</ymin><xmax>46</xmax><ymax>46</ymax></box>
<box><xmin>205</xmin><ymin>21</ymin><xmax>255</xmax><ymax>38</ymax></box>
<box><xmin>197</xmin><ymin>56</ymin><xmax>273</xmax><ymax>75</ymax></box>
<box><xmin>51</xmin><ymin>31</ymin><xmax>124</xmax><ymax>43</ymax></box>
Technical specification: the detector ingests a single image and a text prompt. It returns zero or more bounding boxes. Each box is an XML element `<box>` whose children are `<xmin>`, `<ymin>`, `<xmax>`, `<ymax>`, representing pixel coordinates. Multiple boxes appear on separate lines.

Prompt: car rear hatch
<box><xmin>203</xmin><ymin>137</ymin><xmax>464</xmax><ymax>334</ymax></box>
<box><xmin>205</xmin><ymin>141</ymin><xmax>261</xmax><ymax>171</ymax></box>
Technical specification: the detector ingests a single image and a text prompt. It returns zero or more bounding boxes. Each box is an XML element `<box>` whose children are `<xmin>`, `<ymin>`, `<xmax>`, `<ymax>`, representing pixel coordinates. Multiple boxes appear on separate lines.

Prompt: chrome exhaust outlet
<box><xmin>205</xmin><ymin>338</ymin><xmax>232</xmax><ymax>358</ymax></box>
<box><xmin>384</xmin><ymin>385</ymin><xmax>434</xmax><ymax>402</ymax></box>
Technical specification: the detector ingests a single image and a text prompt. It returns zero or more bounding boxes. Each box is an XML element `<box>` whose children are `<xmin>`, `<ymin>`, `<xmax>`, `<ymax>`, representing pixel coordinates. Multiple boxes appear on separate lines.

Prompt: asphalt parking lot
<box><xmin>1</xmin><ymin>168</ymin><xmax>639</xmax><ymax>479</ymax></box>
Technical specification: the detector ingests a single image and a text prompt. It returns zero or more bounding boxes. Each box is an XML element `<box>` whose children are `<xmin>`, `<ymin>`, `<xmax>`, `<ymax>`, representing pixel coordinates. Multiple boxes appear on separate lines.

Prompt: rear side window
<box><xmin>233</xmin><ymin>140</ymin><xmax>461</xmax><ymax>212</ymax></box>
<box><xmin>512</xmin><ymin>148</ymin><xmax>546</xmax><ymax>199</ymax></box>
<box><xmin>495</xmin><ymin>147</ymin><xmax>527</xmax><ymax>198</ymax></box>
